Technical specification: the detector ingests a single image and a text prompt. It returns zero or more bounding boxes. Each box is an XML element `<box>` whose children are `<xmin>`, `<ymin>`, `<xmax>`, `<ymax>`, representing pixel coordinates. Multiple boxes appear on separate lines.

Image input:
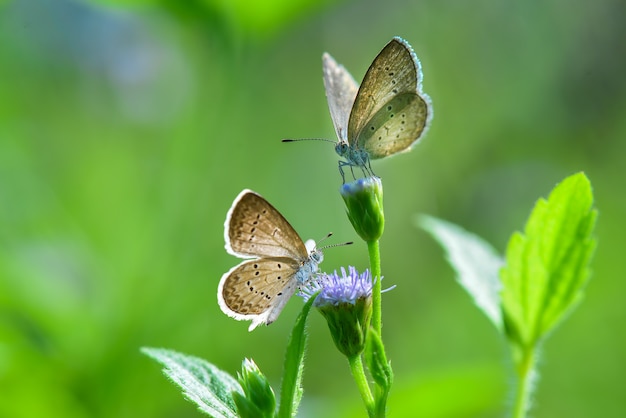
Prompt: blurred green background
<box><xmin>1</xmin><ymin>0</ymin><xmax>624</xmax><ymax>416</ymax></box>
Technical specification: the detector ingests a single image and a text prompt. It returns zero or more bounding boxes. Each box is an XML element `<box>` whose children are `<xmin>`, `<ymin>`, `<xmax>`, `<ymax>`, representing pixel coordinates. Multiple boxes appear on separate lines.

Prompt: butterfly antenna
<box><xmin>318</xmin><ymin>240</ymin><xmax>354</xmax><ymax>251</ymax></box>
<box><xmin>282</xmin><ymin>138</ymin><xmax>336</xmax><ymax>144</ymax></box>
<box><xmin>316</xmin><ymin>232</ymin><xmax>333</xmax><ymax>245</ymax></box>
<box><xmin>314</xmin><ymin>232</ymin><xmax>353</xmax><ymax>250</ymax></box>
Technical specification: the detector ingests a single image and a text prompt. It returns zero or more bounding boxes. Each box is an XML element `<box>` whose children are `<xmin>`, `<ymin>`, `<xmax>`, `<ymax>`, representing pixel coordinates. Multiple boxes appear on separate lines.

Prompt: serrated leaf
<box><xmin>277</xmin><ymin>295</ymin><xmax>316</xmax><ymax>418</ymax></box>
<box><xmin>417</xmin><ymin>214</ymin><xmax>505</xmax><ymax>330</ymax></box>
<box><xmin>141</xmin><ymin>347</ymin><xmax>243</xmax><ymax>418</ymax></box>
<box><xmin>500</xmin><ymin>172</ymin><xmax>597</xmax><ymax>350</ymax></box>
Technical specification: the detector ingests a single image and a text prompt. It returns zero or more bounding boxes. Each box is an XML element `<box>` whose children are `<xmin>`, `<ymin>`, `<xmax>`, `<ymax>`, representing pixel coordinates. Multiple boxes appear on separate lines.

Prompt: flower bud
<box><xmin>233</xmin><ymin>358</ymin><xmax>275</xmax><ymax>418</ymax></box>
<box><xmin>340</xmin><ymin>176</ymin><xmax>384</xmax><ymax>242</ymax></box>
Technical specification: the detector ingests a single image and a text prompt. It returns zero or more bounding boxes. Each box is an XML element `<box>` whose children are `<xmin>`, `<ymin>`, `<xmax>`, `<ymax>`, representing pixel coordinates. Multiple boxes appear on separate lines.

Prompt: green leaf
<box><xmin>277</xmin><ymin>295</ymin><xmax>316</xmax><ymax>418</ymax></box>
<box><xmin>417</xmin><ymin>214</ymin><xmax>504</xmax><ymax>330</ymax></box>
<box><xmin>364</xmin><ymin>327</ymin><xmax>393</xmax><ymax>416</ymax></box>
<box><xmin>141</xmin><ymin>347</ymin><xmax>243</xmax><ymax>418</ymax></box>
<box><xmin>364</xmin><ymin>328</ymin><xmax>392</xmax><ymax>390</ymax></box>
<box><xmin>500</xmin><ymin>172</ymin><xmax>597</xmax><ymax>351</ymax></box>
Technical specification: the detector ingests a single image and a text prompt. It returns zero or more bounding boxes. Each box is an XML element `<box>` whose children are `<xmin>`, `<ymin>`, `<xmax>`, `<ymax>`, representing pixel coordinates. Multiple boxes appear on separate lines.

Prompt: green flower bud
<box><xmin>340</xmin><ymin>176</ymin><xmax>384</xmax><ymax>242</ymax></box>
<box><xmin>233</xmin><ymin>358</ymin><xmax>275</xmax><ymax>418</ymax></box>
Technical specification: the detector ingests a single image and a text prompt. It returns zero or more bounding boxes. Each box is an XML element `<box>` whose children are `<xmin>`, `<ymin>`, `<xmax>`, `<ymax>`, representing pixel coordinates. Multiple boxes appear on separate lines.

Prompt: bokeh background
<box><xmin>1</xmin><ymin>0</ymin><xmax>625</xmax><ymax>416</ymax></box>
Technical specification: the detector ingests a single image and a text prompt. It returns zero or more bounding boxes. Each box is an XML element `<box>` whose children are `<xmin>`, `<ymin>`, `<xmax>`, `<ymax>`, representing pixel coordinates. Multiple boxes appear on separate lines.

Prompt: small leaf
<box><xmin>364</xmin><ymin>328</ymin><xmax>393</xmax><ymax>416</ymax></box>
<box><xmin>277</xmin><ymin>295</ymin><xmax>316</xmax><ymax>418</ymax></box>
<box><xmin>417</xmin><ymin>214</ymin><xmax>505</xmax><ymax>330</ymax></box>
<box><xmin>500</xmin><ymin>172</ymin><xmax>597</xmax><ymax>351</ymax></box>
<box><xmin>364</xmin><ymin>328</ymin><xmax>392</xmax><ymax>390</ymax></box>
<box><xmin>141</xmin><ymin>347</ymin><xmax>243</xmax><ymax>418</ymax></box>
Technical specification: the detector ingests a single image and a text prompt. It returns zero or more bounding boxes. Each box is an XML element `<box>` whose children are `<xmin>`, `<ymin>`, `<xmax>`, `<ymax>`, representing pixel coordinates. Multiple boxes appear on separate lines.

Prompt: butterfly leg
<box><xmin>338</xmin><ymin>160</ymin><xmax>358</xmax><ymax>183</ymax></box>
<box><xmin>338</xmin><ymin>161</ymin><xmax>347</xmax><ymax>183</ymax></box>
<box><xmin>356</xmin><ymin>155</ymin><xmax>375</xmax><ymax>178</ymax></box>
<box><xmin>349</xmin><ymin>163</ymin><xmax>357</xmax><ymax>180</ymax></box>
<box><xmin>366</xmin><ymin>156</ymin><xmax>377</xmax><ymax>178</ymax></box>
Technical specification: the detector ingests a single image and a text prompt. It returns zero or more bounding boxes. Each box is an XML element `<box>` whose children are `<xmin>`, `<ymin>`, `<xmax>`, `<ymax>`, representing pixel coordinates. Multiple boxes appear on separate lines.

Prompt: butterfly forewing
<box><xmin>323</xmin><ymin>52</ymin><xmax>359</xmax><ymax>142</ymax></box>
<box><xmin>347</xmin><ymin>38</ymin><xmax>419</xmax><ymax>147</ymax></box>
<box><xmin>226</xmin><ymin>191</ymin><xmax>308</xmax><ymax>261</ymax></box>
<box><xmin>357</xmin><ymin>92</ymin><xmax>429</xmax><ymax>158</ymax></box>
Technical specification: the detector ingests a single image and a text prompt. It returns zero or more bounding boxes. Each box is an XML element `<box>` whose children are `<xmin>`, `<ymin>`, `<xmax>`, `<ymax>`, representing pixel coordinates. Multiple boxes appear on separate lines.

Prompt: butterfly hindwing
<box><xmin>218</xmin><ymin>257</ymin><xmax>302</xmax><ymax>330</ymax></box>
<box><xmin>357</xmin><ymin>92</ymin><xmax>429</xmax><ymax>158</ymax></box>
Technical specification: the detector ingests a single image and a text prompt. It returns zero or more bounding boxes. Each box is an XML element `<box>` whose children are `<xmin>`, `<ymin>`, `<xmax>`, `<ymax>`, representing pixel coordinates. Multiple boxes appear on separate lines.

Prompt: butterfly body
<box><xmin>294</xmin><ymin>243</ymin><xmax>323</xmax><ymax>283</ymax></box>
<box><xmin>323</xmin><ymin>36</ymin><xmax>432</xmax><ymax>179</ymax></box>
<box><xmin>219</xmin><ymin>190</ymin><xmax>323</xmax><ymax>331</ymax></box>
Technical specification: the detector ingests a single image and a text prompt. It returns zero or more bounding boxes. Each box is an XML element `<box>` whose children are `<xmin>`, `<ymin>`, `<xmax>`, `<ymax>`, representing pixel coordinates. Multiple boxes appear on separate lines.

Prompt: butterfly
<box><xmin>218</xmin><ymin>189</ymin><xmax>323</xmax><ymax>331</ymax></box>
<box><xmin>323</xmin><ymin>36</ymin><xmax>433</xmax><ymax>180</ymax></box>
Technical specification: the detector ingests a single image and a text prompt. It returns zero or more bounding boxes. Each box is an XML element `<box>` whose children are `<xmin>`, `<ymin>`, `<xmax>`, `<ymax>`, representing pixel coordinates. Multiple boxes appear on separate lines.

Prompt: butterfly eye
<box><xmin>311</xmin><ymin>250</ymin><xmax>323</xmax><ymax>263</ymax></box>
<box><xmin>335</xmin><ymin>142</ymin><xmax>349</xmax><ymax>156</ymax></box>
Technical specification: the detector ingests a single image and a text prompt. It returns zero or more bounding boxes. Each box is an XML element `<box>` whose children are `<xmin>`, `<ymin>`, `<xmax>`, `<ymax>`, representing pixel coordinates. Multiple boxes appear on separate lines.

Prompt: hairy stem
<box><xmin>512</xmin><ymin>348</ymin><xmax>537</xmax><ymax>418</ymax></box>
<box><xmin>348</xmin><ymin>355</ymin><xmax>375</xmax><ymax>417</ymax></box>
<box><xmin>367</xmin><ymin>239</ymin><xmax>382</xmax><ymax>335</ymax></box>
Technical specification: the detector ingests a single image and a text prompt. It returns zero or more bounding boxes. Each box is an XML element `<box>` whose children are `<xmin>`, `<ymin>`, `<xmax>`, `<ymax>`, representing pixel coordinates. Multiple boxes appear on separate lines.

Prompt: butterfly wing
<box><xmin>225</xmin><ymin>190</ymin><xmax>309</xmax><ymax>261</ymax></box>
<box><xmin>218</xmin><ymin>257</ymin><xmax>303</xmax><ymax>331</ymax></box>
<box><xmin>348</xmin><ymin>37</ymin><xmax>432</xmax><ymax>158</ymax></box>
<box><xmin>356</xmin><ymin>92</ymin><xmax>429</xmax><ymax>158</ymax></box>
<box><xmin>323</xmin><ymin>52</ymin><xmax>359</xmax><ymax>142</ymax></box>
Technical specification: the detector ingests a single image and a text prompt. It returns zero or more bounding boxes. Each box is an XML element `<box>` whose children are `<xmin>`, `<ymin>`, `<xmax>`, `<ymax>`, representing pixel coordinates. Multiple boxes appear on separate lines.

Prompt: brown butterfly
<box><xmin>323</xmin><ymin>36</ymin><xmax>433</xmax><ymax>177</ymax></box>
<box><xmin>218</xmin><ymin>190</ymin><xmax>323</xmax><ymax>331</ymax></box>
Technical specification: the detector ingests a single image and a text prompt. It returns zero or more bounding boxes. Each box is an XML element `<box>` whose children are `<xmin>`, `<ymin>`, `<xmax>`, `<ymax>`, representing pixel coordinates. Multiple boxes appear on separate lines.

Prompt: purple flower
<box><xmin>300</xmin><ymin>266</ymin><xmax>373</xmax><ymax>306</ymax></box>
<box><xmin>300</xmin><ymin>267</ymin><xmax>373</xmax><ymax>358</ymax></box>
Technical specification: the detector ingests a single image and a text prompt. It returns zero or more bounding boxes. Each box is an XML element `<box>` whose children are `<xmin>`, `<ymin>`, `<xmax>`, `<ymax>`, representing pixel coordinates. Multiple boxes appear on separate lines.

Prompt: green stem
<box><xmin>366</xmin><ymin>239</ymin><xmax>390</xmax><ymax>417</ymax></box>
<box><xmin>512</xmin><ymin>348</ymin><xmax>537</xmax><ymax>418</ymax></box>
<box><xmin>348</xmin><ymin>355</ymin><xmax>375</xmax><ymax>418</ymax></box>
<box><xmin>367</xmin><ymin>240</ymin><xmax>382</xmax><ymax>335</ymax></box>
